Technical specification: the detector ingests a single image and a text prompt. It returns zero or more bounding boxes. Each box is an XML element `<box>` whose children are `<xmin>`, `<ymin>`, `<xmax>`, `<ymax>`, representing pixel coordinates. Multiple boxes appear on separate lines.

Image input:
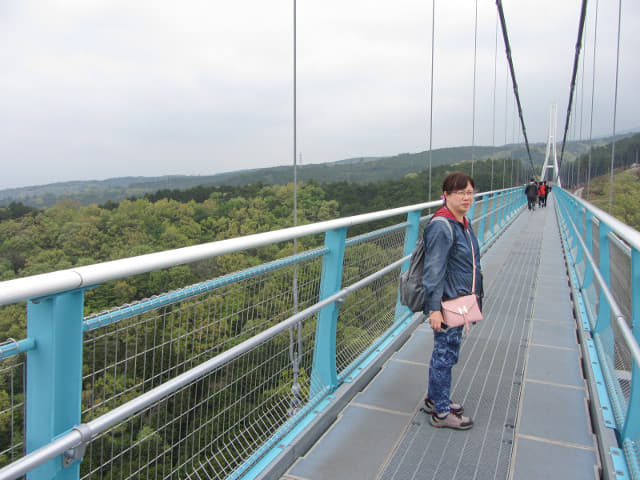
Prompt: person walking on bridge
<box><xmin>422</xmin><ymin>171</ymin><xmax>482</xmax><ymax>430</ymax></box>
<box><xmin>525</xmin><ymin>178</ymin><xmax>538</xmax><ymax>211</ymax></box>
<box><xmin>537</xmin><ymin>181</ymin><xmax>546</xmax><ymax>208</ymax></box>
<box><xmin>542</xmin><ymin>180</ymin><xmax>550</xmax><ymax>206</ymax></box>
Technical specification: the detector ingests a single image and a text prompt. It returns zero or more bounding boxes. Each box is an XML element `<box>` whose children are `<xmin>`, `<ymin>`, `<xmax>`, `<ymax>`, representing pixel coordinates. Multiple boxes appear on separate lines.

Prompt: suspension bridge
<box><xmin>0</xmin><ymin>1</ymin><xmax>638</xmax><ymax>479</ymax></box>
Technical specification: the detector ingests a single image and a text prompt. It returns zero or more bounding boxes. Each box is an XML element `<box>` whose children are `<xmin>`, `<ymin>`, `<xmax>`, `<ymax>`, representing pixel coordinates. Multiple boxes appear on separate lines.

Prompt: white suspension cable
<box><xmin>579</xmin><ymin>20</ymin><xmax>587</xmax><ymax>141</ymax></box>
<box><xmin>290</xmin><ymin>0</ymin><xmax>302</xmax><ymax>413</ymax></box>
<box><xmin>427</xmin><ymin>0</ymin><xmax>436</xmax><ymax>203</ymax></box>
<box><xmin>491</xmin><ymin>10</ymin><xmax>499</xmax><ymax>190</ymax></box>
<box><xmin>608</xmin><ymin>0</ymin><xmax>623</xmax><ymax>214</ymax></box>
<box><xmin>471</xmin><ymin>0</ymin><xmax>478</xmax><ymax>177</ymax></box>
<box><xmin>586</xmin><ymin>0</ymin><xmax>600</xmax><ymax>200</ymax></box>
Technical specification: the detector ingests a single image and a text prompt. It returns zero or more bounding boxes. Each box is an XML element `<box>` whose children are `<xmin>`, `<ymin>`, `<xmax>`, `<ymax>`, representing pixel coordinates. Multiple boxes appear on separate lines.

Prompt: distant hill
<box><xmin>0</xmin><ymin>136</ymin><xmax>624</xmax><ymax>208</ymax></box>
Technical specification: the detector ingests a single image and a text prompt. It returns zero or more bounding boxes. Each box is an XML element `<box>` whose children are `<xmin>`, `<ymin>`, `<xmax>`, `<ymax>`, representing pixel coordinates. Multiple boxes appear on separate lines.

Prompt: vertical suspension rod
<box><xmin>427</xmin><ymin>0</ymin><xmax>435</xmax><ymax>203</ymax></box>
<box><xmin>586</xmin><ymin>0</ymin><xmax>600</xmax><ymax>200</ymax></box>
<box><xmin>608</xmin><ymin>0</ymin><xmax>622</xmax><ymax>214</ymax></box>
<box><xmin>471</xmin><ymin>0</ymin><xmax>478</xmax><ymax>176</ymax></box>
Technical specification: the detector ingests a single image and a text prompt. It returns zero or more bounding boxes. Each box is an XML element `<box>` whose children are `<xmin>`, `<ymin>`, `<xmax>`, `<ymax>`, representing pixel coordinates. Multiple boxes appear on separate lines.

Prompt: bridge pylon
<box><xmin>540</xmin><ymin>104</ymin><xmax>561</xmax><ymax>187</ymax></box>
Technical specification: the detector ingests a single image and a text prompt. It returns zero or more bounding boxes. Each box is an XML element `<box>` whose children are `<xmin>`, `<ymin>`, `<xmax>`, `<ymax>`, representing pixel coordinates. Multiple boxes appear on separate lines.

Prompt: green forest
<box><xmin>562</xmin><ymin>132</ymin><xmax>640</xmax><ymax>229</ymax></box>
<box><xmin>0</xmin><ymin>136</ymin><xmax>608</xmax><ymax>209</ymax></box>
<box><xmin>0</xmin><ymin>133</ymin><xmax>639</xmax><ymax>476</ymax></box>
<box><xmin>562</xmin><ymin>133</ymin><xmax>640</xmax><ymax>189</ymax></box>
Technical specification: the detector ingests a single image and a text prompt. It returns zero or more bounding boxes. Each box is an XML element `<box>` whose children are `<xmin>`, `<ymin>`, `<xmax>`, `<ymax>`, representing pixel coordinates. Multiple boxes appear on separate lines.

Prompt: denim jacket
<box><xmin>422</xmin><ymin>207</ymin><xmax>483</xmax><ymax>314</ymax></box>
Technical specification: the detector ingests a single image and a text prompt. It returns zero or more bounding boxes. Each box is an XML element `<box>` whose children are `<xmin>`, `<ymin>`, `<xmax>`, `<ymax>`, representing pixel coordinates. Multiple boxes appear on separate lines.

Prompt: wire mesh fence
<box><xmin>0</xmin><ymin>355</ymin><xmax>25</xmax><ymax>470</ymax></box>
<box><xmin>73</xmin><ymin>220</ymin><xmax>412</xmax><ymax>478</ymax></box>
<box><xmin>79</xmin><ymin>255</ymin><xmax>323</xmax><ymax>479</ymax></box>
<box><xmin>556</xmin><ymin>190</ymin><xmax>640</xmax><ymax>478</ymax></box>
<box><xmin>609</xmin><ymin>235</ymin><xmax>633</xmax><ymax>405</ymax></box>
<box><xmin>336</xmin><ymin>226</ymin><xmax>406</xmax><ymax>374</ymax></box>
<box><xmin>566</xmin><ymin>212</ymin><xmax>634</xmax><ymax>407</ymax></box>
<box><xmin>81</xmin><ymin>317</ymin><xmax>320</xmax><ymax>480</ymax></box>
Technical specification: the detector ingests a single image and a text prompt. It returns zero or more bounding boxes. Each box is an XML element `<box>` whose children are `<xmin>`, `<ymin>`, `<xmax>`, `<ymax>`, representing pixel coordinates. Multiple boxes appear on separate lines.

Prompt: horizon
<box><xmin>2</xmin><ymin>131</ymin><xmax>637</xmax><ymax>194</ymax></box>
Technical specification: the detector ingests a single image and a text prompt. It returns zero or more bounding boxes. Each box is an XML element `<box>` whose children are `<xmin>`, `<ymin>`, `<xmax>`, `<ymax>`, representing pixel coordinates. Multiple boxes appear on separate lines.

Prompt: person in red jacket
<box><xmin>537</xmin><ymin>182</ymin><xmax>546</xmax><ymax>208</ymax></box>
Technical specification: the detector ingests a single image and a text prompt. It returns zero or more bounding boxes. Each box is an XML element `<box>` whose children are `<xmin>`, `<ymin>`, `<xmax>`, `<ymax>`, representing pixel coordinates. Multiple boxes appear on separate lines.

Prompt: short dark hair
<box><xmin>442</xmin><ymin>171</ymin><xmax>475</xmax><ymax>193</ymax></box>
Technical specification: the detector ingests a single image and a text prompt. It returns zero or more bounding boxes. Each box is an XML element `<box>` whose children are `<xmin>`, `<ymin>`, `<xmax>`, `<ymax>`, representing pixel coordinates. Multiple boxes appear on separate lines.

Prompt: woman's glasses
<box><xmin>450</xmin><ymin>190</ymin><xmax>475</xmax><ymax>198</ymax></box>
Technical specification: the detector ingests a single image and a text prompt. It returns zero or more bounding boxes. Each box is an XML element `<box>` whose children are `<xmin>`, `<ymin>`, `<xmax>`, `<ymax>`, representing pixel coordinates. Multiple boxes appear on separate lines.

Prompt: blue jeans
<box><xmin>428</xmin><ymin>326</ymin><xmax>463</xmax><ymax>415</ymax></box>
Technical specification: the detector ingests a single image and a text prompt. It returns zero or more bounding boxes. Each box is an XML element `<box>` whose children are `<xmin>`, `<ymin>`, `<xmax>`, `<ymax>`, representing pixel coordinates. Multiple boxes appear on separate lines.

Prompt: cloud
<box><xmin>0</xmin><ymin>0</ymin><xmax>638</xmax><ymax>189</ymax></box>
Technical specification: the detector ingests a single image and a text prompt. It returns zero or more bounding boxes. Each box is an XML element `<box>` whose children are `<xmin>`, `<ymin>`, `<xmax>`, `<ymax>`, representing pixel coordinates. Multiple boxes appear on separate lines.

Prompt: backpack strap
<box><xmin>429</xmin><ymin>215</ymin><xmax>453</xmax><ymax>242</ymax></box>
<box><xmin>464</xmin><ymin>229</ymin><xmax>477</xmax><ymax>295</ymax></box>
<box><xmin>432</xmin><ymin>215</ymin><xmax>478</xmax><ymax>295</ymax></box>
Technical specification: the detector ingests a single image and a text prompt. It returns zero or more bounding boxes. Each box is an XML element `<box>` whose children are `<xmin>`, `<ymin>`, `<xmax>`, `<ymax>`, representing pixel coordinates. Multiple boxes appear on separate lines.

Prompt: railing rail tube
<box><xmin>0</xmin><ymin>202</ymin><xmax>443</xmax><ymax>306</ymax></box>
<box><xmin>0</xmin><ymin>255</ymin><xmax>409</xmax><ymax>480</ymax></box>
<box><xmin>556</xmin><ymin>198</ymin><xmax>640</xmax><ymax>367</ymax></box>
<box><xmin>0</xmin><ymin>189</ymin><xmax>523</xmax><ymax>307</ymax></box>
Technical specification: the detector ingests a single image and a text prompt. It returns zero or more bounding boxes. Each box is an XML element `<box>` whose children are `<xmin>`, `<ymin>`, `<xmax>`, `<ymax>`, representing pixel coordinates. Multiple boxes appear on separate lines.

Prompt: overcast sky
<box><xmin>1</xmin><ymin>0</ymin><xmax>638</xmax><ymax>190</ymax></box>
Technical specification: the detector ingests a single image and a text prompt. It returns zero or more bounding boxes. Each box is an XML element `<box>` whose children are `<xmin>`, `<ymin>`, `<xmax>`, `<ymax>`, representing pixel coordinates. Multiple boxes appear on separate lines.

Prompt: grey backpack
<box><xmin>399</xmin><ymin>217</ymin><xmax>453</xmax><ymax>313</ymax></box>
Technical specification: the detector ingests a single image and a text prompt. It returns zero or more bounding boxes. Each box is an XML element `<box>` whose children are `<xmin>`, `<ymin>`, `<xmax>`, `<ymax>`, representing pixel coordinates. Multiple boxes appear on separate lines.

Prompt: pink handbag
<box><xmin>441</xmin><ymin>230</ymin><xmax>482</xmax><ymax>332</ymax></box>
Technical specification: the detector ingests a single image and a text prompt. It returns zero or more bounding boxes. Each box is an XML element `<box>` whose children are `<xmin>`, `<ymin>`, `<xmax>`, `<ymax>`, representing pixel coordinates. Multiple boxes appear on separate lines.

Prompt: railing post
<box><xmin>499</xmin><ymin>190</ymin><xmax>509</xmax><ymax>226</ymax></box>
<box><xmin>622</xmin><ymin>249</ymin><xmax>640</xmax><ymax>443</ymax></box>
<box><xmin>401</xmin><ymin>211</ymin><xmax>422</xmax><ymax>272</ymax></box>
<box><xmin>476</xmin><ymin>194</ymin><xmax>490</xmax><ymax>245</ymax></box>
<box><xmin>594</xmin><ymin>221</ymin><xmax>613</xmax><ymax>334</ymax></box>
<box><xmin>574</xmin><ymin>207</ymin><xmax>585</xmax><ymax>266</ymax></box>
<box><xmin>488</xmin><ymin>192</ymin><xmax>498</xmax><ymax>237</ymax></box>
<box><xmin>507</xmin><ymin>189</ymin><xmax>515</xmax><ymax>219</ymax></box>
<box><xmin>623</xmin><ymin>248</ymin><xmax>640</xmax><ymax>443</ymax></box>
<box><xmin>566</xmin><ymin>198</ymin><xmax>578</xmax><ymax>253</ymax></box>
<box><xmin>311</xmin><ymin>227</ymin><xmax>347</xmax><ymax>397</ymax></box>
<box><xmin>583</xmin><ymin>212</ymin><xmax>595</xmax><ymax>288</ymax></box>
<box><xmin>467</xmin><ymin>196</ymin><xmax>476</xmax><ymax>223</ymax></box>
<box><xmin>26</xmin><ymin>290</ymin><xmax>85</xmax><ymax>480</ymax></box>
<box><xmin>497</xmin><ymin>191</ymin><xmax>505</xmax><ymax>226</ymax></box>
<box><xmin>395</xmin><ymin>210</ymin><xmax>422</xmax><ymax>321</ymax></box>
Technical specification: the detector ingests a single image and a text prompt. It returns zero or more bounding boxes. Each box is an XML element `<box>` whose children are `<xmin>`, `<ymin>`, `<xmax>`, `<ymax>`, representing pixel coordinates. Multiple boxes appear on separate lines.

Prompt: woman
<box><xmin>422</xmin><ymin>171</ymin><xmax>482</xmax><ymax>430</ymax></box>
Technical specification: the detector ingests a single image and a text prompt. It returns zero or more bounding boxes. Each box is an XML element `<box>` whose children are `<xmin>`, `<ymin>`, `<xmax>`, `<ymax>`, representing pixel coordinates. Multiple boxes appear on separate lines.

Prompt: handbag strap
<box><xmin>465</xmin><ymin>227</ymin><xmax>477</xmax><ymax>295</ymax></box>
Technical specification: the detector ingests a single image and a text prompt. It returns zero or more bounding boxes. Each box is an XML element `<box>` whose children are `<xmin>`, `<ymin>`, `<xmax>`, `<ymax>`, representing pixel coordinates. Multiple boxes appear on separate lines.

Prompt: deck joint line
<box><xmin>389</xmin><ymin>358</ymin><xmax>429</xmax><ymax>367</ymax></box>
<box><xmin>529</xmin><ymin>342</ymin><xmax>578</xmax><ymax>351</ymax></box>
<box><xmin>525</xmin><ymin>378</ymin><xmax>585</xmax><ymax>390</ymax></box>
<box><xmin>517</xmin><ymin>433</ymin><xmax>595</xmax><ymax>451</ymax></box>
<box><xmin>349</xmin><ymin>402</ymin><xmax>413</xmax><ymax>417</ymax></box>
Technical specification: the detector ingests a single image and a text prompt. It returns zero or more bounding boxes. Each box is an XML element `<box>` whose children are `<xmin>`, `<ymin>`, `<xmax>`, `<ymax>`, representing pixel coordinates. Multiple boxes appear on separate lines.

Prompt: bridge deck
<box><xmin>279</xmin><ymin>197</ymin><xmax>599</xmax><ymax>480</ymax></box>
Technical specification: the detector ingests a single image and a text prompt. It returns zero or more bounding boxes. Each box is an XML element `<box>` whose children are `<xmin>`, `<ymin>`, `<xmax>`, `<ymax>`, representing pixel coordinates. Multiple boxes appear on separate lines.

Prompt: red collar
<box><xmin>434</xmin><ymin>206</ymin><xmax>468</xmax><ymax>228</ymax></box>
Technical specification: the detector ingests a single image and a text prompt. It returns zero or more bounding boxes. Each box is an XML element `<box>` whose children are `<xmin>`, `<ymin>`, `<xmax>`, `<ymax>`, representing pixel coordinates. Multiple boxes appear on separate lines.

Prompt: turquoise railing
<box><xmin>0</xmin><ymin>187</ymin><xmax>524</xmax><ymax>480</ymax></box>
<box><xmin>555</xmin><ymin>188</ymin><xmax>640</xmax><ymax>478</ymax></box>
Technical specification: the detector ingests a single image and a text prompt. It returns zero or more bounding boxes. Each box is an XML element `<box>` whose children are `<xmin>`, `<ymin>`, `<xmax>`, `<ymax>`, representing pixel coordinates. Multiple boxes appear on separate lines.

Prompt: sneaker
<box><xmin>429</xmin><ymin>410</ymin><xmax>474</xmax><ymax>430</ymax></box>
<box><xmin>423</xmin><ymin>397</ymin><xmax>464</xmax><ymax>416</ymax></box>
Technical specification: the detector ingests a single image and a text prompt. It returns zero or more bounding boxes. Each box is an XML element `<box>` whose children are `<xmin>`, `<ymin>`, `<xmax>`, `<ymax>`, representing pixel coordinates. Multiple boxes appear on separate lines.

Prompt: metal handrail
<box><xmin>0</xmin><ymin>188</ymin><xmax>523</xmax><ymax>307</ymax></box>
<box><xmin>0</xmin><ymin>201</ymin><xmax>440</xmax><ymax>306</ymax></box>
<box><xmin>563</xmin><ymin>189</ymin><xmax>640</xmax><ymax>252</ymax></box>
<box><xmin>0</xmin><ymin>255</ymin><xmax>409</xmax><ymax>480</ymax></box>
<box><xmin>556</xmin><ymin>197</ymin><xmax>640</xmax><ymax>369</ymax></box>
<box><xmin>471</xmin><ymin>193</ymin><xmax>520</xmax><ymax>224</ymax></box>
